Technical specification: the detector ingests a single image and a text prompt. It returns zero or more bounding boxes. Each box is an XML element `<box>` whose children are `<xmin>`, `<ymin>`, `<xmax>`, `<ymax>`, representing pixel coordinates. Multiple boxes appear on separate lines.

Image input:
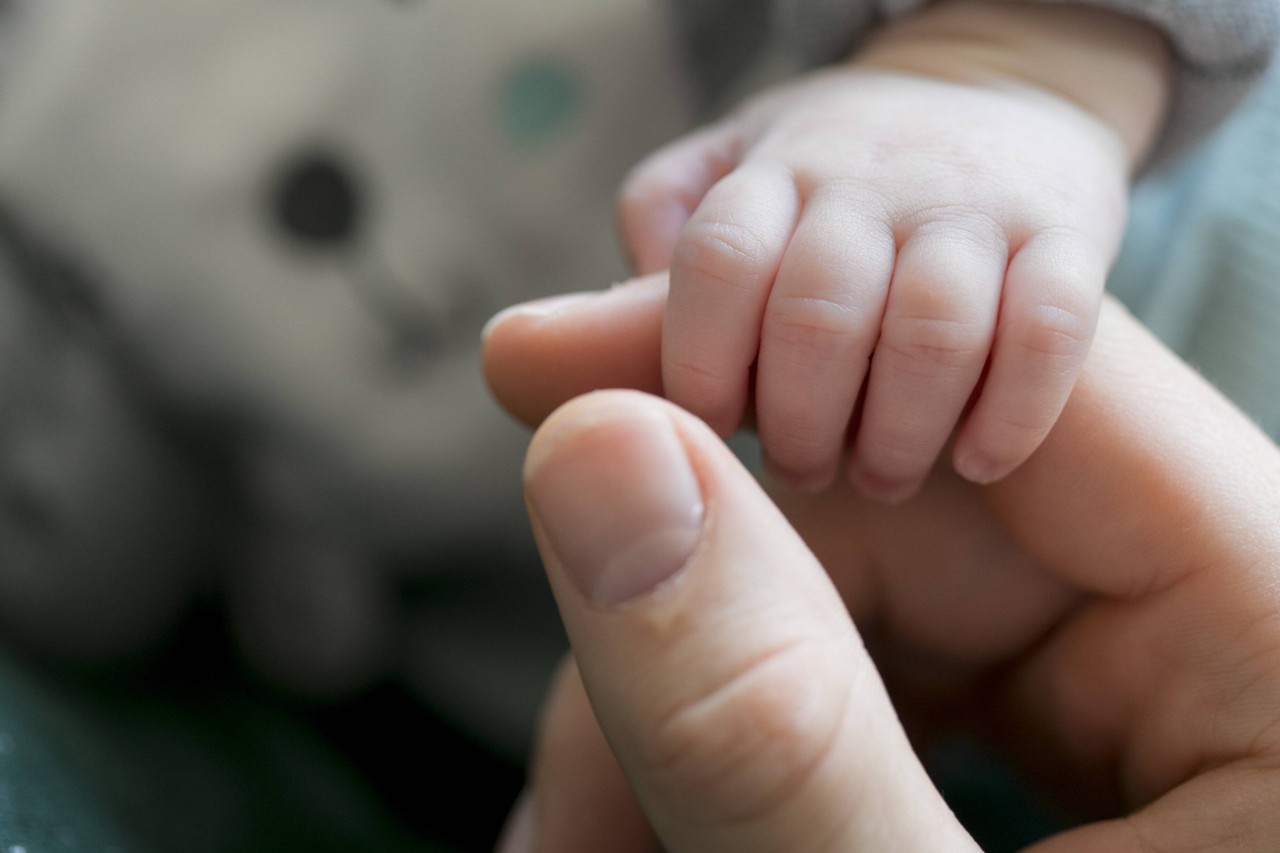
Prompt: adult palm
<box><xmin>485</xmin><ymin>276</ymin><xmax>1280</xmax><ymax>851</ymax></box>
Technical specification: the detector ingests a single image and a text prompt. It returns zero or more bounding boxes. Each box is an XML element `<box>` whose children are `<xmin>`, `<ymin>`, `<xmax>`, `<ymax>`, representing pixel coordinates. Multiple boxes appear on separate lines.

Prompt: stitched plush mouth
<box><xmin>335</xmin><ymin>262</ymin><xmax>447</xmax><ymax>378</ymax></box>
<box><xmin>384</xmin><ymin>319</ymin><xmax>444</xmax><ymax>376</ymax></box>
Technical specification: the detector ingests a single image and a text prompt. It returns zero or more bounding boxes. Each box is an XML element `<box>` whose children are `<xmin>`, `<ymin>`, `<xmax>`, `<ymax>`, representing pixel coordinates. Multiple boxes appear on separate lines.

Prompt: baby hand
<box><xmin>619</xmin><ymin>1</ymin><xmax>1168</xmax><ymax>500</ymax></box>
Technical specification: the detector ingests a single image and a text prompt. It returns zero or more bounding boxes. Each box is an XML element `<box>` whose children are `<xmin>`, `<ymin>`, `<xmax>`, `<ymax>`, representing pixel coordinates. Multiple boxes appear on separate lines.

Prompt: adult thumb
<box><xmin>518</xmin><ymin>389</ymin><xmax>977</xmax><ymax>852</ymax></box>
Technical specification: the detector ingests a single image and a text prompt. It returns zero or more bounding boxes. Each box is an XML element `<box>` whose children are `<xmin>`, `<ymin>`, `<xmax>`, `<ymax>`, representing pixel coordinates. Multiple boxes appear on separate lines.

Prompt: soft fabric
<box><xmin>0</xmin><ymin>0</ymin><xmax>714</xmax><ymax>748</ymax></box>
<box><xmin>0</xmin><ymin>638</ymin><xmax>448</xmax><ymax>852</ymax></box>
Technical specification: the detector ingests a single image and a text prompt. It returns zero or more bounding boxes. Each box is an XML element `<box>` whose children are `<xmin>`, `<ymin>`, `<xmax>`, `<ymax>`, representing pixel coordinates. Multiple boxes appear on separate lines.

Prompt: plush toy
<box><xmin>0</xmin><ymin>0</ymin><xmax>789</xmax><ymax>748</ymax></box>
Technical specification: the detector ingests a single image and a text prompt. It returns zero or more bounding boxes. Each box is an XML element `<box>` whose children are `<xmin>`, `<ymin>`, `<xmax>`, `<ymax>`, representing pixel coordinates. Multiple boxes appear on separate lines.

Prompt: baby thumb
<box><xmin>617</xmin><ymin>124</ymin><xmax>738</xmax><ymax>274</ymax></box>
<box><xmin>521</xmin><ymin>390</ymin><xmax>977</xmax><ymax>852</ymax></box>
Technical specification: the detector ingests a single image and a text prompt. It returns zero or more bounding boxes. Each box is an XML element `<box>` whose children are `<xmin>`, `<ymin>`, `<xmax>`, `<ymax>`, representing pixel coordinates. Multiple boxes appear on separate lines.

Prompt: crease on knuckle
<box><xmin>644</xmin><ymin>636</ymin><xmax>851</xmax><ymax>827</ymax></box>
<box><xmin>1017</xmin><ymin>222</ymin><xmax>1098</xmax><ymax>256</ymax></box>
<box><xmin>900</xmin><ymin>203</ymin><xmax>1005</xmax><ymax>250</ymax></box>
<box><xmin>766</xmin><ymin>295</ymin><xmax>862</xmax><ymax>358</ymax></box>
<box><xmin>667</xmin><ymin>349</ymin><xmax>739</xmax><ymax>415</ymax></box>
<box><xmin>674</xmin><ymin>221</ymin><xmax>771</xmax><ymax>292</ymax></box>
<box><xmin>1005</xmin><ymin>301</ymin><xmax>1093</xmax><ymax>362</ymax></box>
<box><xmin>879</xmin><ymin>314</ymin><xmax>987</xmax><ymax>373</ymax></box>
<box><xmin>669</xmin><ymin>351</ymin><xmax>727</xmax><ymax>386</ymax></box>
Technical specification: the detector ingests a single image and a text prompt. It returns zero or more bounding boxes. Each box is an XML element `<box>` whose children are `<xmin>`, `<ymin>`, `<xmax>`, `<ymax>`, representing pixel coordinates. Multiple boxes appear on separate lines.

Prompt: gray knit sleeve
<box><xmin>771</xmin><ymin>0</ymin><xmax>1280</xmax><ymax>170</ymax></box>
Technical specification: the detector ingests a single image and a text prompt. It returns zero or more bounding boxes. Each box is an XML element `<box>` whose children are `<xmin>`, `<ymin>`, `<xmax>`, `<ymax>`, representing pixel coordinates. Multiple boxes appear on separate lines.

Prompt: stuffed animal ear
<box><xmin>0</xmin><ymin>214</ymin><xmax>220</xmax><ymax>662</ymax></box>
<box><xmin>0</xmin><ymin>0</ymin><xmax>219</xmax><ymax>660</ymax></box>
<box><xmin>0</xmin><ymin>203</ymin><xmax>105</xmax><ymax>333</ymax></box>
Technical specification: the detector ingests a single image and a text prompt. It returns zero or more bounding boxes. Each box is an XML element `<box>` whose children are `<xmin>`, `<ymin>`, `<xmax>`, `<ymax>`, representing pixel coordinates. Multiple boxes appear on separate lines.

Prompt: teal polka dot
<box><xmin>499</xmin><ymin>59</ymin><xmax>582</xmax><ymax>148</ymax></box>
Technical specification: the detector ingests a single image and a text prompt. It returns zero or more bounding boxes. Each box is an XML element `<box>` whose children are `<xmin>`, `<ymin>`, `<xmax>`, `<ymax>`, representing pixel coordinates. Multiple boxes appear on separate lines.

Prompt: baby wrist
<box><xmin>852</xmin><ymin>0</ymin><xmax>1172</xmax><ymax>169</ymax></box>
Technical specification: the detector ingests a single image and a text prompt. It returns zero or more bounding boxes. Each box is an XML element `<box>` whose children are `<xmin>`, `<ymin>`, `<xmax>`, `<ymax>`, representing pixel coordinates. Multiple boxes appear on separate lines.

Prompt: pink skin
<box><xmin>618</xmin><ymin>67</ymin><xmax>1125</xmax><ymax>501</ymax></box>
<box><xmin>485</xmin><ymin>296</ymin><xmax>1280</xmax><ymax>853</ymax></box>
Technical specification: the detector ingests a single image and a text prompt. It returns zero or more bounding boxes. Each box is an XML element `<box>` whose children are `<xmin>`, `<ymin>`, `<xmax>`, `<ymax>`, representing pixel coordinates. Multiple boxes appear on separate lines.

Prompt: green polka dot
<box><xmin>499</xmin><ymin>59</ymin><xmax>582</xmax><ymax>148</ymax></box>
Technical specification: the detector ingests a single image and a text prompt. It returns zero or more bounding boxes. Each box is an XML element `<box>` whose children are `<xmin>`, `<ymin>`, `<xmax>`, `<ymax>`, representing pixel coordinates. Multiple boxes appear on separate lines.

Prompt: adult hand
<box><xmin>485</xmin><ymin>276</ymin><xmax>1280</xmax><ymax>851</ymax></box>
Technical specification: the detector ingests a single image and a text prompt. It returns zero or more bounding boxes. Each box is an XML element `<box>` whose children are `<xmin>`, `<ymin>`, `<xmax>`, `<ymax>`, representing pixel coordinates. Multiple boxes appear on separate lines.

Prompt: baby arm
<box><xmin>620</xmin><ymin>0</ymin><xmax>1171</xmax><ymax>500</ymax></box>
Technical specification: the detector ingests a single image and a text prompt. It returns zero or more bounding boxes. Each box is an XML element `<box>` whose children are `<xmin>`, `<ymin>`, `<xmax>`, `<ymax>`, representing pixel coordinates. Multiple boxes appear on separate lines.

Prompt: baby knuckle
<box><xmin>910</xmin><ymin>206</ymin><xmax>1005</xmax><ymax>249</ymax></box>
<box><xmin>643</xmin><ymin>639</ymin><xmax>850</xmax><ymax>825</ymax></box>
<box><xmin>665</xmin><ymin>353</ymin><xmax>740</xmax><ymax>422</ymax></box>
<box><xmin>765</xmin><ymin>295</ymin><xmax>860</xmax><ymax>357</ymax></box>
<box><xmin>668</xmin><ymin>348</ymin><xmax>727</xmax><ymax>385</ymax></box>
<box><xmin>1006</xmin><ymin>301</ymin><xmax>1093</xmax><ymax>361</ymax></box>
<box><xmin>673</xmin><ymin>221</ymin><xmax>771</xmax><ymax>291</ymax></box>
<box><xmin>880</xmin><ymin>314</ymin><xmax>987</xmax><ymax>372</ymax></box>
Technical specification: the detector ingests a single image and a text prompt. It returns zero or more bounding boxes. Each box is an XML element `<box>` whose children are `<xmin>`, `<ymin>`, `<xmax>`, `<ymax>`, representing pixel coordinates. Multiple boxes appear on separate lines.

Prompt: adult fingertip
<box><xmin>495</xmin><ymin>790</ymin><xmax>535</xmax><ymax>853</ymax></box>
<box><xmin>482</xmin><ymin>277</ymin><xmax>670</xmax><ymax>428</ymax></box>
<box><xmin>481</xmin><ymin>292</ymin><xmax>599</xmax><ymax>344</ymax></box>
<box><xmin>525</xmin><ymin>392</ymin><xmax>704</xmax><ymax>607</ymax></box>
<box><xmin>480</xmin><ymin>291</ymin><xmax>601</xmax><ymax>424</ymax></box>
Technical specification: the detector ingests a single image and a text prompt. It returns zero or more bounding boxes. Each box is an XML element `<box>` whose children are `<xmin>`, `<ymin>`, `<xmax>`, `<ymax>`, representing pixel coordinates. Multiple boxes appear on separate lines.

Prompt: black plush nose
<box><xmin>272</xmin><ymin>152</ymin><xmax>363</xmax><ymax>247</ymax></box>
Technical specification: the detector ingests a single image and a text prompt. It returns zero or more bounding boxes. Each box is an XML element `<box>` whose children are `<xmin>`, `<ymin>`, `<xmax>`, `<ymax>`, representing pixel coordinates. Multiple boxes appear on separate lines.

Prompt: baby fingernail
<box><xmin>848</xmin><ymin>465</ymin><xmax>917</xmax><ymax>505</ymax></box>
<box><xmin>955</xmin><ymin>451</ymin><xmax>1003</xmax><ymax>484</ymax></box>
<box><xmin>764</xmin><ymin>456</ymin><xmax>835</xmax><ymax>495</ymax></box>
<box><xmin>526</xmin><ymin>400</ymin><xmax>704</xmax><ymax>606</ymax></box>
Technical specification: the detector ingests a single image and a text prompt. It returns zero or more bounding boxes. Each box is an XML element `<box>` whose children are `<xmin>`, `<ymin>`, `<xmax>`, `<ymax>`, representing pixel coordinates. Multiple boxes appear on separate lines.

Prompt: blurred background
<box><xmin>0</xmin><ymin>0</ymin><xmax>1275</xmax><ymax>850</ymax></box>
